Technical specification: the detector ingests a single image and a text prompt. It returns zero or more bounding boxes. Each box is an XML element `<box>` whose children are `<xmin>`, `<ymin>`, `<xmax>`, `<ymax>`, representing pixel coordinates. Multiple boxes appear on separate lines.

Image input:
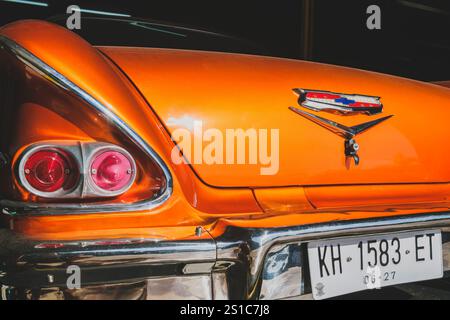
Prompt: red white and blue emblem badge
<box><xmin>289</xmin><ymin>88</ymin><xmax>391</xmax><ymax>166</ymax></box>
<box><xmin>293</xmin><ymin>88</ymin><xmax>382</xmax><ymax>115</ymax></box>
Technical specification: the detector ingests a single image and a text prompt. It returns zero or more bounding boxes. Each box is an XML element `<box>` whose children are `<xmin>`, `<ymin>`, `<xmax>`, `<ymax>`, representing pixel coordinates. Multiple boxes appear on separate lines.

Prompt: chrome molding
<box><xmin>214</xmin><ymin>211</ymin><xmax>450</xmax><ymax>299</ymax></box>
<box><xmin>288</xmin><ymin>105</ymin><xmax>393</xmax><ymax>165</ymax></box>
<box><xmin>288</xmin><ymin>106</ymin><xmax>393</xmax><ymax>140</ymax></box>
<box><xmin>0</xmin><ymin>35</ymin><xmax>173</xmax><ymax>215</ymax></box>
<box><xmin>1</xmin><ymin>211</ymin><xmax>449</xmax><ymax>299</ymax></box>
<box><xmin>259</xmin><ymin>242</ymin><xmax>303</xmax><ymax>299</ymax></box>
<box><xmin>2</xmin><ymin>276</ymin><xmax>214</xmax><ymax>300</ymax></box>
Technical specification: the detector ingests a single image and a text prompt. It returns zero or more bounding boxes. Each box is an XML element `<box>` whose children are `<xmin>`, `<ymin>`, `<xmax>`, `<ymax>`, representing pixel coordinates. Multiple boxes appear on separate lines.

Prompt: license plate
<box><xmin>308</xmin><ymin>229</ymin><xmax>443</xmax><ymax>299</ymax></box>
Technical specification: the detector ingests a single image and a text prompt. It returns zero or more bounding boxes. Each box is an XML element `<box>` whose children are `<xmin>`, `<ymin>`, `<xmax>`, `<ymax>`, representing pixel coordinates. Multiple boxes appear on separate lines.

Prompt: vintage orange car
<box><xmin>0</xmin><ymin>19</ymin><xmax>449</xmax><ymax>300</ymax></box>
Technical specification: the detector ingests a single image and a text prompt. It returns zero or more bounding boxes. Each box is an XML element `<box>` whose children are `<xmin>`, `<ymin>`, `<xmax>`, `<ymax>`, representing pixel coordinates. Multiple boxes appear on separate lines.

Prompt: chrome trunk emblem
<box><xmin>290</xmin><ymin>89</ymin><xmax>393</xmax><ymax>166</ymax></box>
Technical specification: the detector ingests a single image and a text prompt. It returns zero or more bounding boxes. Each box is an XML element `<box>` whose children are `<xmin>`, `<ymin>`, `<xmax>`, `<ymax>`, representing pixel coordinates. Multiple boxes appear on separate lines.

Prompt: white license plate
<box><xmin>308</xmin><ymin>229</ymin><xmax>443</xmax><ymax>299</ymax></box>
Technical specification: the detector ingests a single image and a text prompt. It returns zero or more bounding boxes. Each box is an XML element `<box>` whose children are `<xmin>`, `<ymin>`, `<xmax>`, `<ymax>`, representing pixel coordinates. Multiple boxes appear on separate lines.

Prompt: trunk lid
<box><xmin>101</xmin><ymin>47</ymin><xmax>450</xmax><ymax>187</ymax></box>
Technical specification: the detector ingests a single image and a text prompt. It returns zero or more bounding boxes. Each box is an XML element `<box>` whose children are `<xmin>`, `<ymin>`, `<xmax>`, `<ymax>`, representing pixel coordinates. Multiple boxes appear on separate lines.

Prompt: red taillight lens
<box><xmin>90</xmin><ymin>150</ymin><xmax>134</xmax><ymax>192</ymax></box>
<box><xmin>17</xmin><ymin>143</ymin><xmax>140</xmax><ymax>199</ymax></box>
<box><xmin>23</xmin><ymin>149</ymin><xmax>77</xmax><ymax>193</ymax></box>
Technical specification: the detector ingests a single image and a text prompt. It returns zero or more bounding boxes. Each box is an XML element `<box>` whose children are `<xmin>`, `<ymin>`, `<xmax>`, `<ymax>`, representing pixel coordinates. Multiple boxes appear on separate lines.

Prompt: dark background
<box><xmin>0</xmin><ymin>0</ymin><xmax>449</xmax><ymax>81</ymax></box>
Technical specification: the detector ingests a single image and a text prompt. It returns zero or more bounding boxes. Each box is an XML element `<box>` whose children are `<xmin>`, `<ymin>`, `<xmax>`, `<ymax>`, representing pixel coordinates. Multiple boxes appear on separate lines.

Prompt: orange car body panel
<box><xmin>101</xmin><ymin>46</ymin><xmax>450</xmax><ymax>187</ymax></box>
<box><xmin>0</xmin><ymin>20</ymin><xmax>449</xmax><ymax>241</ymax></box>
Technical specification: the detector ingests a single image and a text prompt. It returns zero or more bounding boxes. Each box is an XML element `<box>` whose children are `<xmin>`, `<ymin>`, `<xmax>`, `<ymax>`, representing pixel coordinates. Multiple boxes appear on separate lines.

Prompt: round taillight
<box><xmin>23</xmin><ymin>149</ymin><xmax>77</xmax><ymax>193</ymax></box>
<box><xmin>90</xmin><ymin>150</ymin><xmax>135</xmax><ymax>193</ymax></box>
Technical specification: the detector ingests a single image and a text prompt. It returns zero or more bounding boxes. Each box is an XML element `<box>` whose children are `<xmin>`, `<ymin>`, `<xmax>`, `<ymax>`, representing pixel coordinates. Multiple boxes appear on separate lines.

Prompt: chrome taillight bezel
<box><xmin>16</xmin><ymin>141</ymin><xmax>137</xmax><ymax>199</ymax></box>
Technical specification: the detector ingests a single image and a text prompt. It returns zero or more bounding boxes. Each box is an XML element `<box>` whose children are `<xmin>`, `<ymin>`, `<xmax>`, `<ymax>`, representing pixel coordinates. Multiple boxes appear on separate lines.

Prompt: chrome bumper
<box><xmin>1</xmin><ymin>212</ymin><xmax>450</xmax><ymax>300</ymax></box>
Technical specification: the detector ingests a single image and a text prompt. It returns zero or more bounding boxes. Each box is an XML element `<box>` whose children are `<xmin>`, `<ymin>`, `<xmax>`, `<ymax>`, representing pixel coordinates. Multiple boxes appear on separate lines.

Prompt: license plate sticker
<box><xmin>308</xmin><ymin>229</ymin><xmax>443</xmax><ymax>299</ymax></box>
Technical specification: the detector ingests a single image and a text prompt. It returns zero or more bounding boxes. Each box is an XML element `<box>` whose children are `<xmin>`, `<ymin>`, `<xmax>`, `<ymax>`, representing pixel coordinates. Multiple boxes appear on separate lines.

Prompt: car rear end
<box><xmin>0</xmin><ymin>20</ymin><xmax>449</xmax><ymax>300</ymax></box>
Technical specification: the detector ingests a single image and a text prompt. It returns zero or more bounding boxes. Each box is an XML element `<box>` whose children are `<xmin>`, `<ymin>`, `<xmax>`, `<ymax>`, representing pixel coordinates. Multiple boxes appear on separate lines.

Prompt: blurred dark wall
<box><xmin>0</xmin><ymin>0</ymin><xmax>448</xmax><ymax>81</ymax></box>
<box><xmin>0</xmin><ymin>0</ymin><xmax>302</xmax><ymax>59</ymax></box>
<box><xmin>312</xmin><ymin>0</ymin><xmax>450</xmax><ymax>81</ymax></box>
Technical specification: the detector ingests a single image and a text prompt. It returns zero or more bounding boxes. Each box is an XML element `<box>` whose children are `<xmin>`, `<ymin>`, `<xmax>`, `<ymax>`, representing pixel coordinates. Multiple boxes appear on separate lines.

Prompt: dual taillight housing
<box><xmin>0</xmin><ymin>36</ymin><xmax>171</xmax><ymax>212</ymax></box>
<box><xmin>17</xmin><ymin>142</ymin><xmax>137</xmax><ymax>199</ymax></box>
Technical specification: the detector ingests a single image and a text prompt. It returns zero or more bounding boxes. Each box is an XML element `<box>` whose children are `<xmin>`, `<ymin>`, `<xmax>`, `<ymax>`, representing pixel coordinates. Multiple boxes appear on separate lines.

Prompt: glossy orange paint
<box><xmin>305</xmin><ymin>183</ymin><xmax>450</xmax><ymax>209</ymax></box>
<box><xmin>207</xmin><ymin>201</ymin><xmax>450</xmax><ymax>239</ymax></box>
<box><xmin>0</xmin><ymin>20</ymin><xmax>449</xmax><ymax>241</ymax></box>
<box><xmin>254</xmin><ymin>187</ymin><xmax>314</xmax><ymax>214</ymax></box>
<box><xmin>254</xmin><ymin>183</ymin><xmax>450</xmax><ymax>213</ymax></box>
<box><xmin>101</xmin><ymin>46</ymin><xmax>450</xmax><ymax>187</ymax></box>
<box><xmin>0</xmin><ymin>20</ymin><xmax>261</xmax><ymax>214</ymax></box>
